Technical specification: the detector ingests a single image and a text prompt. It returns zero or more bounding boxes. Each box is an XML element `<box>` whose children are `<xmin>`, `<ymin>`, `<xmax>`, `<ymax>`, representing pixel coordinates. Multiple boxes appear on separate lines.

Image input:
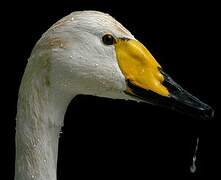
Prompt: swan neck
<box><xmin>15</xmin><ymin>71</ymin><xmax>71</xmax><ymax>180</ymax></box>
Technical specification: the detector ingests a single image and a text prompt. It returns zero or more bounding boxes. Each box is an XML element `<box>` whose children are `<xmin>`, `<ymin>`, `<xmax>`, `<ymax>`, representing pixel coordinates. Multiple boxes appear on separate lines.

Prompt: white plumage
<box><xmin>15</xmin><ymin>10</ymin><xmax>213</xmax><ymax>180</ymax></box>
<box><xmin>15</xmin><ymin>11</ymin><xmax>137</xmax><ymax>180</ymax></box>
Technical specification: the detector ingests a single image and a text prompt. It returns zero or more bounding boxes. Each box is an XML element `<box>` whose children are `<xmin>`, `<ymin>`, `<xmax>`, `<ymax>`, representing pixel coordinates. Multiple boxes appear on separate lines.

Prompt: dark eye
<box><xmin>102</xmin><ymin>34</ymin><xmax>116</xmax><ymax>45</ymax></box>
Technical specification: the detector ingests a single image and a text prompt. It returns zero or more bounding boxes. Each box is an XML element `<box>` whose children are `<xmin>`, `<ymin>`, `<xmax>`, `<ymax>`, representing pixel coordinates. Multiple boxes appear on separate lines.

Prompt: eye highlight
<box><xmin>102</xmin><ymin>34</ymin><xmax>116</xmax><ymax>45</ymax></box>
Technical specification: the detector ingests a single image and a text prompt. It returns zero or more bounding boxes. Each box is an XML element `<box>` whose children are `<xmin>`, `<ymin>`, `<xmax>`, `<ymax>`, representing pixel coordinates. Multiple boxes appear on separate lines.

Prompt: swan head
<box><xmin>29</xmin><ymin>11</ymin><xmax>214</xmax><ymax>120</ymax></box>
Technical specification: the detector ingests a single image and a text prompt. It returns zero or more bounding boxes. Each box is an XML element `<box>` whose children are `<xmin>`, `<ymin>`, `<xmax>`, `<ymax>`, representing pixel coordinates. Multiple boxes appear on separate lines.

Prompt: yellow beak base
<box><xmin>115</xmin><ymin>39</ymin><xmax>169</xmax><ymax>97</ymax></box>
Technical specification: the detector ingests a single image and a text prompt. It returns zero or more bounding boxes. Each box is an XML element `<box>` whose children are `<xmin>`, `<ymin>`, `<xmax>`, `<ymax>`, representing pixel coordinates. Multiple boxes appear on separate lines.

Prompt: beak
<box><xmin>115</xmin><ymin>38</ymin><xmax>214</xmax><ymax>120</ymax></box>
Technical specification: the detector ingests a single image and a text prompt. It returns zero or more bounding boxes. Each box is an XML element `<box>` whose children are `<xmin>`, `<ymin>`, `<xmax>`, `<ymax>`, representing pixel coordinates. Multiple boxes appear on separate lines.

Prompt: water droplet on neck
<box><xmin>52</xmin><ymin>49</ymin><xmax>58</xmax><ymax>52</ymax></box>
<box><xmin>190</xmin><ymin>137</ymin><xmax>199</xmax><ymax>173</ymax></box>
<box><xmin>60</xmin><ymin>43</ymin><xmax>63</xmax><ymax>48</ymax></box>
<box><xmin>58</xmin><ymin>131</ymin><xmax>63</xmax><ymax>138</ymax></box>
<box><xmin>95</xmin><ymin>63</ymin><xmax>98</xmax><ymax>66</ymax></box>
<box><xmin>71</xmin><ymin>17</ymin><xmax>74</xmax><ymax>21</ymax></box>
<box><xmin>70</xmin><ymin>55</ymin><xmax>73</xmax><ymax>58</ymax></box>
<box><xmin>31</xmin><ymin>175</ymin><xmax>35</xmax><ymax>179</ymax></box>
<box><xmin>43</xmin><ymin>159</ymin><xmax>46</xmax><ymax>163</ymax></box>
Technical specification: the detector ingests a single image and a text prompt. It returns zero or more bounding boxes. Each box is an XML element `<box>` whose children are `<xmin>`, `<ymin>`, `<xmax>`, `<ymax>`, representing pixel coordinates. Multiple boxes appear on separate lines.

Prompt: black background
<box><xmin>2</xmin><ymin>0</ymin><xmax>220</xmax><ymax>179</ymax></box>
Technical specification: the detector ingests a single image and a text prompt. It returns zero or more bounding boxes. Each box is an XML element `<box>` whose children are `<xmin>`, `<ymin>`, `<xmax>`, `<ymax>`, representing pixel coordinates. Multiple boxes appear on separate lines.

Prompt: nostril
<box><xmin>154</xmin><ymin>71</ymin><xmax>164</xmax><ymax>83</ymax></box>
<box><xmin>153</xmin><ymin>67</ymin><xmax>164</xmax><ymax>83</ymax></box>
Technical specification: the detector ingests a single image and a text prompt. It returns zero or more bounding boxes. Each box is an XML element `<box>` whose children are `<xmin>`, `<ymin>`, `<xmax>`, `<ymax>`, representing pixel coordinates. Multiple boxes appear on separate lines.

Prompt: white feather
<box><xmin>15</xmin><ymin>11</ymin><xmax>136</xmax><ymax>180</ymax></box>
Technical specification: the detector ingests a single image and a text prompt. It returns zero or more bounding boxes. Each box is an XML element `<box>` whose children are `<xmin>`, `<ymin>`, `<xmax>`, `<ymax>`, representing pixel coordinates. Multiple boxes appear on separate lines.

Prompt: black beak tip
<box><xmin>201</xmin><ymin>106</ymin><xmax>215</xmax><ymax>120</ymax></box>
